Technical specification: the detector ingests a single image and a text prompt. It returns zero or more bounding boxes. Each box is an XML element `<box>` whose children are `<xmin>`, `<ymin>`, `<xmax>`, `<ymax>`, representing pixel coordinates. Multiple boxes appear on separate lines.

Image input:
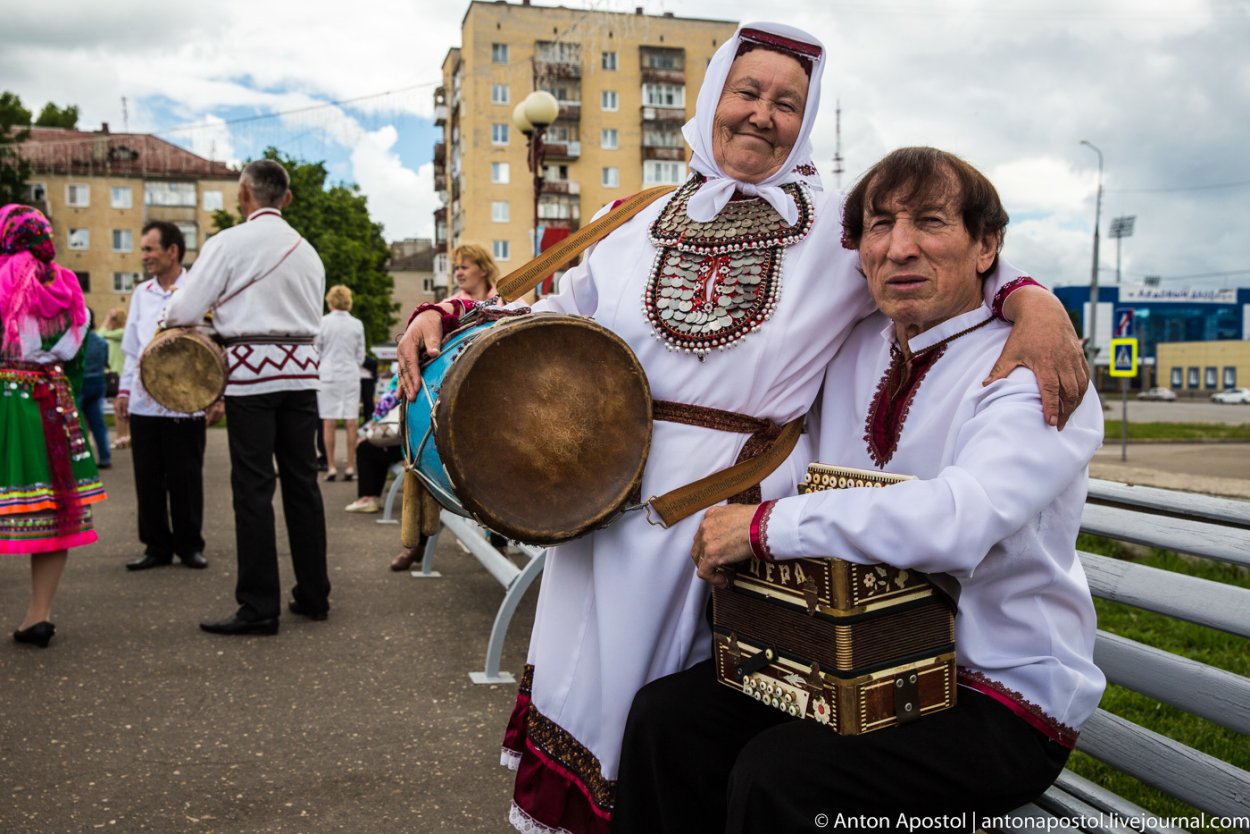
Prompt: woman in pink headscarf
<box><xmin>0</xmin><ymin>204</ymin><xmax>107</xmax><ymax>648</ymax></box>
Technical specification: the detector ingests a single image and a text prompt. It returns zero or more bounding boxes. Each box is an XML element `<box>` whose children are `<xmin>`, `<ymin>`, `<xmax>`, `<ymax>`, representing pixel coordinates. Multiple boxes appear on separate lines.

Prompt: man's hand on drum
<box><xmin>113</xmin><ymin>395</ymin><xmax>129</xmax><ymax>423</ymax></box>
<box><xmin>205</xmin><ymin>400</ymin><xmax>225</xmax><ymax>425</ymax></box>
<box><xmin>691</xmin><ymin>504</ymin><xmax>758</xmax><ymax>589</ymax></box>
<box><xmin>397</xmin><ymin>306</ymin><xmax>452</xmax><ymax>400</ymax></box>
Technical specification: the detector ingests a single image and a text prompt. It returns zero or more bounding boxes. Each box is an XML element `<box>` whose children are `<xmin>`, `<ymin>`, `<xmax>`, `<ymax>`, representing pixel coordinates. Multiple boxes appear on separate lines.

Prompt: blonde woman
<box><xmin>450</xmin><ymin>243</ymin><xmax>500</xmax><ymax>302</ymax></box>
<box><xmin>98</xmin><ymin>306</ymin><xmax>130</xmax><ymax>448</ymax></box>
<box><xmin>316</xmin><ymin>285</ymin><xmax>366</xmax><ymax>480</ymax></box>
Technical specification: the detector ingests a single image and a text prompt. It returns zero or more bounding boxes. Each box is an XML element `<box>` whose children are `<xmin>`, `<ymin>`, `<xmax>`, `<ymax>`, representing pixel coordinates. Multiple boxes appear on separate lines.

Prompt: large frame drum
<box><xmin>138</xmin><ymin>327</ymin><xmax>227</xmax><ymax>413</ymax></box>
<box><xmin>405</xmin><ymin>313</ymin><xmax>652</xmax><ymax>545</ymax></box>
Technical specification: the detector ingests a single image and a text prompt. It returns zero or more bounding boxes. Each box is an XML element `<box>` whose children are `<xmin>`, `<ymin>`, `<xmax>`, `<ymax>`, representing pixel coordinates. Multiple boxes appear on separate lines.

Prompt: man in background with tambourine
<box><xmin>163</xmin><ymin>159</ymin><xmax>330</xmax><ymax>636</ymax></box>
<box><xmin>117</xmin><ymin>221</ymin><xmax>217</xmax><ymax>572</ymax></box>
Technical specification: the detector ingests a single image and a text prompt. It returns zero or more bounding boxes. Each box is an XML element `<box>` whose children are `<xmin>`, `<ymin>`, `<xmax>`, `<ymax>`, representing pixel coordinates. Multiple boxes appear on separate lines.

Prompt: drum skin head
<box><xmin>139</xmin><ymin>329</ymin><xmax>227</xmax><ymax>414</ymax></box>
<box><xmin>435</xmin><ymin>315</ymin><xmax>651</xmax><ymax>545</ymax></box>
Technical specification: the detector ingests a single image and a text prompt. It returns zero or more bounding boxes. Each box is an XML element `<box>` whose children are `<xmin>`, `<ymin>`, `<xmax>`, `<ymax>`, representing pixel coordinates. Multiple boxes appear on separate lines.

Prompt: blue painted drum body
<box><xmin>403</xmin><ymin>313</ymin><xmax>652</xmax><ymax>546</ymax></box>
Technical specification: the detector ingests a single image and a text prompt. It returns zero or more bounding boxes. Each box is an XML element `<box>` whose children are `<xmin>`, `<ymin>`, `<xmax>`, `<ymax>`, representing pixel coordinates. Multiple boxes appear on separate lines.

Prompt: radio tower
<box><xmin>831</xmin><ymin>99</ymin><xmax>845</xmax><ymax>190</ymax></box>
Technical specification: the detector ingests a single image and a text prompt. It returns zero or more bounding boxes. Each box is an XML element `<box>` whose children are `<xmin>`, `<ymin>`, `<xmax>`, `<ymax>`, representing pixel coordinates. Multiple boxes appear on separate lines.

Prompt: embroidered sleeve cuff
<box><xmin>991</xmin><ymin>276</ymin><xmax>1044</xmax><ymax>322</ymax></box>
<box><xmin>749</xmin><ymin>500</ymin><xmax>778</xmax><ymax>562</ymax></box>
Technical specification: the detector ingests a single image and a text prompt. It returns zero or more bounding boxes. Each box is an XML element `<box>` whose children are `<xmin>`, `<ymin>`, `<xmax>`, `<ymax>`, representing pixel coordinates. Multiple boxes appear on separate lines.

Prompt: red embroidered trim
<box><xmin>991</xmin><ymin>276</ymin><xmax>1043</xmax><ymax>322</ymax></box>
<box><xmin>958</xmin><ymin>668</ymin><xmax>1079</xmax><ymax>749</ymax></box>
<box><xmin>523</xmin><ymin>702</ymin><xmax>615</xmax><ymax>813</ymax></box>
<box><xmin>750</xmin><ymin>500</ymin><xmax>777</xmax><ymax>561</ymax></box>
<box><xmin>864</xmin><ymin>345</ymin><xmax>945</xmax><ymax>468</ymax></box>
<box><xmin>739</xmin><ymin>28</ymin><xmax>823</xmax><ymax>59</ymax></box>
<box><xmin>793</xmin><ymin>162</ymin><xmax>818</xmax><ymax>177</ymax></box>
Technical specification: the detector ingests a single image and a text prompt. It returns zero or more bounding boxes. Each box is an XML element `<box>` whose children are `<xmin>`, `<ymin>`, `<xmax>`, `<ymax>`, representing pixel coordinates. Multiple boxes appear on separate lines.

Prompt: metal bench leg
<box><xmin>377</xmin><ymin>462</ymin><xmax>404</xmax><ymax>525</ymax></box>
<box><xmin>470</xmin><ymin>548</ymin><xmax>546</xmax><ymax>685</ymax></box>
<box><xmin>410</xmin><ymin>526</ymin><xmax>443</xmax><ymax>578</ymax></box>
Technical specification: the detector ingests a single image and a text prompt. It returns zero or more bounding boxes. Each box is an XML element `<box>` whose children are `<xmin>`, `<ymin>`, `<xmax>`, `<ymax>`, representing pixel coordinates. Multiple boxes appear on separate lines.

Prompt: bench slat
<box><xmin>1080</xmin><ymin>504</ymin><xmax>1250</xmax><ymax>568</ymax></box>
<box><xmin>1053</xmin><ymin>770</ymin><xmax>1190</xmax><ymax>834</ymax></box>
<box><xmin>1076</xmin><ymin>709</ymin><xmax>1250</xmax><ymax>820</ymax></box>
<box><xmin>995</xmin><ymin>804</ymin><xmax>1063</xmax><ymax>834</ymax></box>
<box><xmin>1032</xmin><ymin>784</ymin><xmax>1140</xmax><ymax>834</ymax></box>
<box><xmin>1094</xmin><ymin>631</ymin><xmax>1250</xmax><ymax>735</ymax></box>
<box><xmin>1088</xmin><ymin>479</ymin><xmax>1250</xmax><ymax>529</ymax></box>
<box><xmin>1079</xmin><ymin>552</ymin><xmax>1250</xmax><ymax>638</ymax></box>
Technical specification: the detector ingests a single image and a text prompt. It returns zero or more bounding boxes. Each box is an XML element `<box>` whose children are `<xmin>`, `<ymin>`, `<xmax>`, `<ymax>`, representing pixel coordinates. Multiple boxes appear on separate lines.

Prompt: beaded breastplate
<box><xmin>645</xmin><ymin>176</ymin><xmax>815</xmax><ymax>358</ymax></box>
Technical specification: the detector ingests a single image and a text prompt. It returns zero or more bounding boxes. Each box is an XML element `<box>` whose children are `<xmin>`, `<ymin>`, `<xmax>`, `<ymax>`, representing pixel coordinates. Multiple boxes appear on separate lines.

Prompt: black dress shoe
<box><xmin>126</xmin><ymin>554</ymin><xmax>173</xmax><ymax>571</ymax></box>
<box><xmin>199</xmin><ymin>614</ymin><xmax>279</xmax><ymax>636</ymax></box>
<box><xmin>288</xmin><ymin>600</ymin><xmax>329</xmax><ymax>621</ymax></box>
<box><xmin>180</xmin><ymin>551</ymin><xmax>208</xmax><ymax>569</ymax></box>
<box><xmin>13</xmin><ymin>621</ymin><xmax>55</xmax><ymax>647</ymax></box>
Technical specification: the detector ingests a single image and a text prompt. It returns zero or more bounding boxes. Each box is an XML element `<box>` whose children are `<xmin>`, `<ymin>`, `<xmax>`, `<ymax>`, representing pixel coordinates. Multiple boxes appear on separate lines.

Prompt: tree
<box><xmin>211</xmin><ymin>147</ymin><xmax>397</xmax><ymax>346</ymax></box>
<box><xmin>35</xmin><ymin>102</ymin><xmax>79</xmax><ymax>129</ymax></box>
<box><xmin>0</xmin><ymin>91</ymin><xmax>33</xmax><ymax>205</ymax></box>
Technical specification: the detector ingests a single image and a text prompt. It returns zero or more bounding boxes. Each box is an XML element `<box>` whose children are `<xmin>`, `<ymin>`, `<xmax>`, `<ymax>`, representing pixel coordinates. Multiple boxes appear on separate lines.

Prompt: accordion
<box><xmin>712</xmin><ymin>464</ymin><xmax>957</xmax><ymax>735</ymax></box>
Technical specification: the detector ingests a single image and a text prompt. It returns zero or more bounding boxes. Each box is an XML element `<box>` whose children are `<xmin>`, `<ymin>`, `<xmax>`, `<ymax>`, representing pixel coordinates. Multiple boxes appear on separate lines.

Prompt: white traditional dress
<box><xmin>499</xmin><ymin>22</ymin><xmax>1036</xmax><ymax>834</ymax></box>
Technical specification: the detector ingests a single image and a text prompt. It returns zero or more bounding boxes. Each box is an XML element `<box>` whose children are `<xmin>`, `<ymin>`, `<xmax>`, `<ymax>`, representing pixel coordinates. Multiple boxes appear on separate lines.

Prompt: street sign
<box><xmin>1110</xmin><ymin>337</ymin><xmax>1138</xmax><ymax>378</ymax></box>
<box><xmin>1114</xmin><ymin>308</ymin><xmax>1134</xmax><ymax>338</ymax></box>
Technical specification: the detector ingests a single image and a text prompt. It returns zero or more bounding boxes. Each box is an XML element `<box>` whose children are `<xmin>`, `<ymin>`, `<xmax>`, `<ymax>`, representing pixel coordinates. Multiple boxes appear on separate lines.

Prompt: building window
<box><xmin>491</xmin><ymin>123</ymin><xmax>509</xmax><ymax>145</ymax></box>
<box><xmin>643</xmin><ymin>83</ymin><xmax>685</xmax><ymax>108</ymax></box>
<box><xmin>644</xmin><ymin>160</ymin><xmax>686</xmax><ymax>186</ymax></box>
<box><xmin>112</xmin><ymin>229</ymin><xmax>133</xmax><ymax>252</ymax></box>
<box><xmin>491</xmin><ymin>162</ymin><xmax>510</xmax><ymax>184</ymax></box>
<box><xmin>145</xmin><ymin>182</ymin><xmax>196</xmax><ymax>207</ymax></box>
<box><xmin>1204</xmin><ymin>367</ymin><xmax>1218</xmax><ymax>389</ymax></box>
<box><xmin>492</xmin><ymin>240</ymin><xmax>510</xmax><ymax>261</ymax></box>
<box><xmin>601</xmin><ymin>91</ymin><xmax>619</xmax><ymax>112</ymax></box>
<box><xmin>491</xmin><ymin>43</ymin><xmax>508</xmax><ymax>64</ymax></box>
<box><xmin>66</xmin><ymin>184</ymin><xmax>90</xmax><ymax>207</ymax></box>
<box><xmin>27</xmin><ymin>183</ymin><xmax>47</xmax><ymax>202</ymax></box>
<box><xmin>602</xmin><ymin>51</ymin><xmax>617</xmax><ymax>70</ymax></box>
<box><xmin>491</xmin><ymin>84</ymin><xmax>510</xmax><ymax>105</ymax></box>
<box><xmin>110</xmin><ymin>187</ymin><xmax>133</xmax><ymax>209</ymax></box>
<box><xmin>601</xmin><ymin>129</ymin><xmax>619</xmax><ymax>150</ymax></box>
<box><xmin>1223</xmin><ymin>367</ymin><xmax>1237</xmax><ymax>389</ymax></box>
<box><xmin>113</xmin><ymin>272</ymin><xmax>140</xmax><ymax>292</ymax></box>
<box><xmin>602</xmin><ymin>167</ymin><xmax>620</xmax><ymax>188</ymax></box>
<box><xmin>1187</xmin><ymin>367</ymin><xmax>1199</xmax><ymax>389</ymax></box>
<box><xmin>176</xmin><ymin>222</ymin><xmax>198</xmax><ymax>251</ymax></box>
<box><xmin>643</xmin><ymin>50</ymin><xmax>683</xmax><ymax>70</ymax></box>
<box><xmin>1170</xmin><ymin>367</ymin><xmax>1182</xmax><ymax>389</ymax></box>
<box><xmin>644</xmin><ymin>126</ymin><xmax>683</xmax><ymax>147</ymax></box>
<box><xmin>203</xmin><ymin>190</ymin><xmax>224</xmax><ymax>211</ymax></box>
<box><xmin>491</xmin><ymin>201</ymin><xmax>510</xmax><ymax>223</ymax></box>
<box><xmin>74</xmin><ymin>272</ymin><xmax>90</xmax><ymax>292</ymax></box>
<box><xmin>68</xmin><ymin>229</ymin><xmax>90</xmax><ymax>250</ymax></box>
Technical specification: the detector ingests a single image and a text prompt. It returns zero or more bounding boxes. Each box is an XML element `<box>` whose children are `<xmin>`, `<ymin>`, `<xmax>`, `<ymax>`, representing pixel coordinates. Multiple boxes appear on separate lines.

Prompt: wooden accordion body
<box><xmin>712</xmin><ymin>464</ymin><xmax>957</xmax><ymax>735</ymax></box>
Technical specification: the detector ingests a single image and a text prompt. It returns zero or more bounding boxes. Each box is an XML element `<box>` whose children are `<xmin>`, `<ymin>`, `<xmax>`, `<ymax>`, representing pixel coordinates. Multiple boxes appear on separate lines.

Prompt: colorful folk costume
<box><xmin>0</xmin><ymin>204</ymin><xmax>106</xmax><ymax>554</ymax></box>
<box><xmin>497</xmin><ymin>23</ymin><xmax>1036</xmax><ymax>834</ymax></box>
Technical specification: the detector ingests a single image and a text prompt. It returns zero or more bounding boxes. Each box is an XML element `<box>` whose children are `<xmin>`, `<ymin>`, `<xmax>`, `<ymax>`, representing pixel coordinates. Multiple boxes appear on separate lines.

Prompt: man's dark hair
<box><xmin>241</xmin><ymin>159</ymin><xmax>291</xmax><ymax>207</ymax></box>
<box><xmin>842</xmin><ymin>146</ymin><xmax>1009</xmax><ymax>275</ymax></box>
<box><xmin>141</xmin><ymin>220</ymin><xmax>186</xmax><ymax>264</ymax></box>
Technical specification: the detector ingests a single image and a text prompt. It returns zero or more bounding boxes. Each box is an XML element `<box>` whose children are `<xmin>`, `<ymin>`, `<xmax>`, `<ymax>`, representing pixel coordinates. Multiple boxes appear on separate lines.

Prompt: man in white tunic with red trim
<box><xmin>618</xmin><ymin>147</ymin><xmax>1105</xmax><ymax>833</ymax></box>
<box><xmin>399</xmin><ymin>24</ymin><xmax>1089</xmax><ymax>834</ymax></box>
<box><xmin>163</xmin><ymin>159</ymin><xmax>330</xmax><ymax>635</ymax></box>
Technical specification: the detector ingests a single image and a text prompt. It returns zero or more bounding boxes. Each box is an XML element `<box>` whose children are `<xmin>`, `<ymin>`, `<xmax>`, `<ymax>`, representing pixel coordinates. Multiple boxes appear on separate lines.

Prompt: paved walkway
<box><xmin>2</xmin><ymin>427</ymin><xmax>1246</xmax><ymax>834</ymax></box>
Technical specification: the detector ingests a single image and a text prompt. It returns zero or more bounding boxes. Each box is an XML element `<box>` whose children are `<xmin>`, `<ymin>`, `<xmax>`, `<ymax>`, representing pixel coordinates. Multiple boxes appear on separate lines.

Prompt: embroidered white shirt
<box><xmin>119</xmin><ymin>270</ymin><xmax>200</xmax><ymax>418</ymax></box>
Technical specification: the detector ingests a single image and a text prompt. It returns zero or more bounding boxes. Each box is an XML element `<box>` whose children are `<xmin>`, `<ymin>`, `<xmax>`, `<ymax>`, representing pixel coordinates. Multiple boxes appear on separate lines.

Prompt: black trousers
<box><xmin>224</xmin><ymin>390</ymin><xmax>329</xmax><ymax>621</ymax></box>
<box><xmin>356</xmin><ymin>441</ymin><xmax>403</xmax><ymax>498</ymax></box>
<box><xmin>129</xmin><ymin>413</ymin><xmax>206</xmax><ymax>560</ymax></box>
<box><xmin>613</xmin><ymin>659</ymin><xmax>1069</xmax><ymax>834</ymax></box>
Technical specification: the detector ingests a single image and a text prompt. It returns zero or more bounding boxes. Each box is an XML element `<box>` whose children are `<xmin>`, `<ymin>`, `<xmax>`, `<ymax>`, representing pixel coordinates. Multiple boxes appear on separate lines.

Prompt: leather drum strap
<box><xmin>495</xmin><ymin>185</ymin><xmax>676</xmax><ymax>303</ymax></box>
<box><xmin>647</xmin><ymin>416</ymin><xmax>804</xmax><ymax>529</ymax></box>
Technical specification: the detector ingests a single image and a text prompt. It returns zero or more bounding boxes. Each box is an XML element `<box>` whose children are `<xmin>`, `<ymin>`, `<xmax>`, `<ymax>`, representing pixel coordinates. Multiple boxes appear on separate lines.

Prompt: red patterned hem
<box><xmin>750</xmin><ymin>500</ymin><xmax>777</xmax><ymax>561</ymax></box>
<box><xmin>991</xmin><ymin>276</ymin><xmax>1043</xmax><ymax>322</ymax></box>
<box><xmin>958</xmin><ymin>668</ymin><xmax>1078</xmax><ymax>749</ymax></box>
<box><xmin>864</xmin><ymin>345</ymin><xmax>945</xmax><ymax>468</ymax></box>
<box><xmin>0</xmin><ymin>528</ymin><xmax>97</xmax><ymax>555</ymax></box>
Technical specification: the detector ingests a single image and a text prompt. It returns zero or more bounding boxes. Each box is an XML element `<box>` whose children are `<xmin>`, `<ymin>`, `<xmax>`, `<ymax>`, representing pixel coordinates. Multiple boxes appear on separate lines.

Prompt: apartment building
<box><xmin>433</xmin><ymin>0</ymin><xmax>737</xmax><ymax>288</ymax></box>
<box><xmin>18</xmin><ymin>125</ymin><xmax>237</xmax><ymax>316</ymax></box>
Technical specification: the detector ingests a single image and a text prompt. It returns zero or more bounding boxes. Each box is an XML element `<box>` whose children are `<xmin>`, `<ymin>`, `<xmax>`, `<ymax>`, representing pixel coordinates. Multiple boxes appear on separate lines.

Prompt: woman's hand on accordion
<box><xmin>692</xmin><ymin>504</ymin><xmax>758</xmax><ymax>589</ymax></box>
<box><xmin>397</xmin><ymin>308</ymin><xmax>447</xmax><ymax>400</ymax></box>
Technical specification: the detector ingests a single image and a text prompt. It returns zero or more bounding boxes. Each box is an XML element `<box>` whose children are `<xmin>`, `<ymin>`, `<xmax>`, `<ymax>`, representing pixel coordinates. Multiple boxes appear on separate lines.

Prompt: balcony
<box><xmin>641</xmin><ymin>68</ymin><xmax>685</xmax><ymax>86</ymax></box>
<box><xmin>433</xmin><ymin>86</ymin><xmax>448</xmax><ymax>126</ymax></box>
<box><xmin>433</xmin><ymin>141</ymin><xmax>445</xmax><ymax>165</ymax></box>
<box><xmin>543</xmin><ymin>141</ymin><xmax>581</xmax><ymax>161</ymax></box>
<box><xmin>534</xmin><ymin>60</ymin><xmax>581</xmax><ymax>81</ymax></box>
<box><xmin>642</xmin><ymin>146</ymin><xmax>685</xmax><ymax>162</ymax></box>
<box><xmin>554</xmin><ymin>103</ymin><xmax>581</xmax><ymax>123</ymax></box>
<box><xmin>434</xmin><ymin>173</ymin><xmax>447</xmax><ymax>193</ymax></box>
<box><xmin>641</xmin><ymin>106</ymin><xmax>686</xmax><ymax>124</ymax></box>
<box><xmin>539</xmin><ymin>180</ymin><xmax>580</xmax><ymax>196</ymax></box>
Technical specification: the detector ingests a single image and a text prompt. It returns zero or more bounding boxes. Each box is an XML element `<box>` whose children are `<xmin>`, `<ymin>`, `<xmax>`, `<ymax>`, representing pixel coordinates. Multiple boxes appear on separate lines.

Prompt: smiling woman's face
<box><xmin>711</xmin><ymin>49</ymin><xmax>809</xmax><ymax>184</ymax></box>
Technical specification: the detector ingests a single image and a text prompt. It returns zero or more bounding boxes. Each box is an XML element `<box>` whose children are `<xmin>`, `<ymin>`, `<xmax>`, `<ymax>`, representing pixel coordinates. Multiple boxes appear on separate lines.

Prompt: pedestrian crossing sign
<box><xmin>1110</xmin><ymin>337</ymin><xmax>1138</xmax><ymax>377</ymax></box>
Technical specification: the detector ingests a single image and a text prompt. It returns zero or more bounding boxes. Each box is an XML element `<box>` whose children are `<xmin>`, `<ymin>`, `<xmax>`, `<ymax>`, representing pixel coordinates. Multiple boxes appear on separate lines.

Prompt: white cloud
<box><xmin>350</xmin><ymin>126</ymin><xmax>438</xmax><ymax>241</ymax></box>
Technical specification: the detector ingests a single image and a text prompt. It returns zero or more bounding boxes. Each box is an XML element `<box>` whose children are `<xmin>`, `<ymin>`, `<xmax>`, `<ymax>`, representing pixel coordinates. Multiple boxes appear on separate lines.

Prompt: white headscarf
<box><xmin>683</xmin><ymin>22</ymin><xmax>825</xmax><ymax>225</ymax></box>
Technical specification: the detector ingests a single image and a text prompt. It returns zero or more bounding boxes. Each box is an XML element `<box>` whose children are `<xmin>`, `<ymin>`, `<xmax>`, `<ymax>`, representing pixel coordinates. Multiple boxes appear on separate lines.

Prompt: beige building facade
<box><xmin>1156</xmin><ymin>341</ymin><xmax>1250</xmax><ymax>397</ymax></box>
<box><xmin>434</xmin><ymin>0</ymin><xmax>737</xmax><ymax>286</ymax></box>
<box><xmin>19</xmin><ymin>126</ymin><xmax>237</xmax><ymax>318</ymax></box>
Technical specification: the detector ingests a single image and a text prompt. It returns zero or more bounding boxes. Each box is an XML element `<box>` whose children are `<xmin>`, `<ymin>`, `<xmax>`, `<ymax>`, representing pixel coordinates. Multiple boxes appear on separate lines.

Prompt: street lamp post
<box><xmin>513</xmin><ymin>91</ymin><xmax>561</xmax><ymax>259</ymax></box>
<box><xmin>1080</xmin><ymin>140</ymin><xmax>1104</xmax><ymax>373</ymax></box>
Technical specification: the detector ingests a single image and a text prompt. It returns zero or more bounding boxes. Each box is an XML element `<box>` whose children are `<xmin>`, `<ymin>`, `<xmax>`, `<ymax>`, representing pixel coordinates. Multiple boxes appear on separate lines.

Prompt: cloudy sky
<box><xmin>5</xmin><ymin>0</ymin><xmax>1248</xmax><ymax>289</ymax></box>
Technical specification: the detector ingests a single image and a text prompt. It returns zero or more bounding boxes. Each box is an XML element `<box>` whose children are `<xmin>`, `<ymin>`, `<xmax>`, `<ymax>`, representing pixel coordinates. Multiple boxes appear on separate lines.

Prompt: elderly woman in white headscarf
<box><xmin>398</xmin><ymin>22</ymin><xmax>1085</xmax><ymax>834</ymax></box>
